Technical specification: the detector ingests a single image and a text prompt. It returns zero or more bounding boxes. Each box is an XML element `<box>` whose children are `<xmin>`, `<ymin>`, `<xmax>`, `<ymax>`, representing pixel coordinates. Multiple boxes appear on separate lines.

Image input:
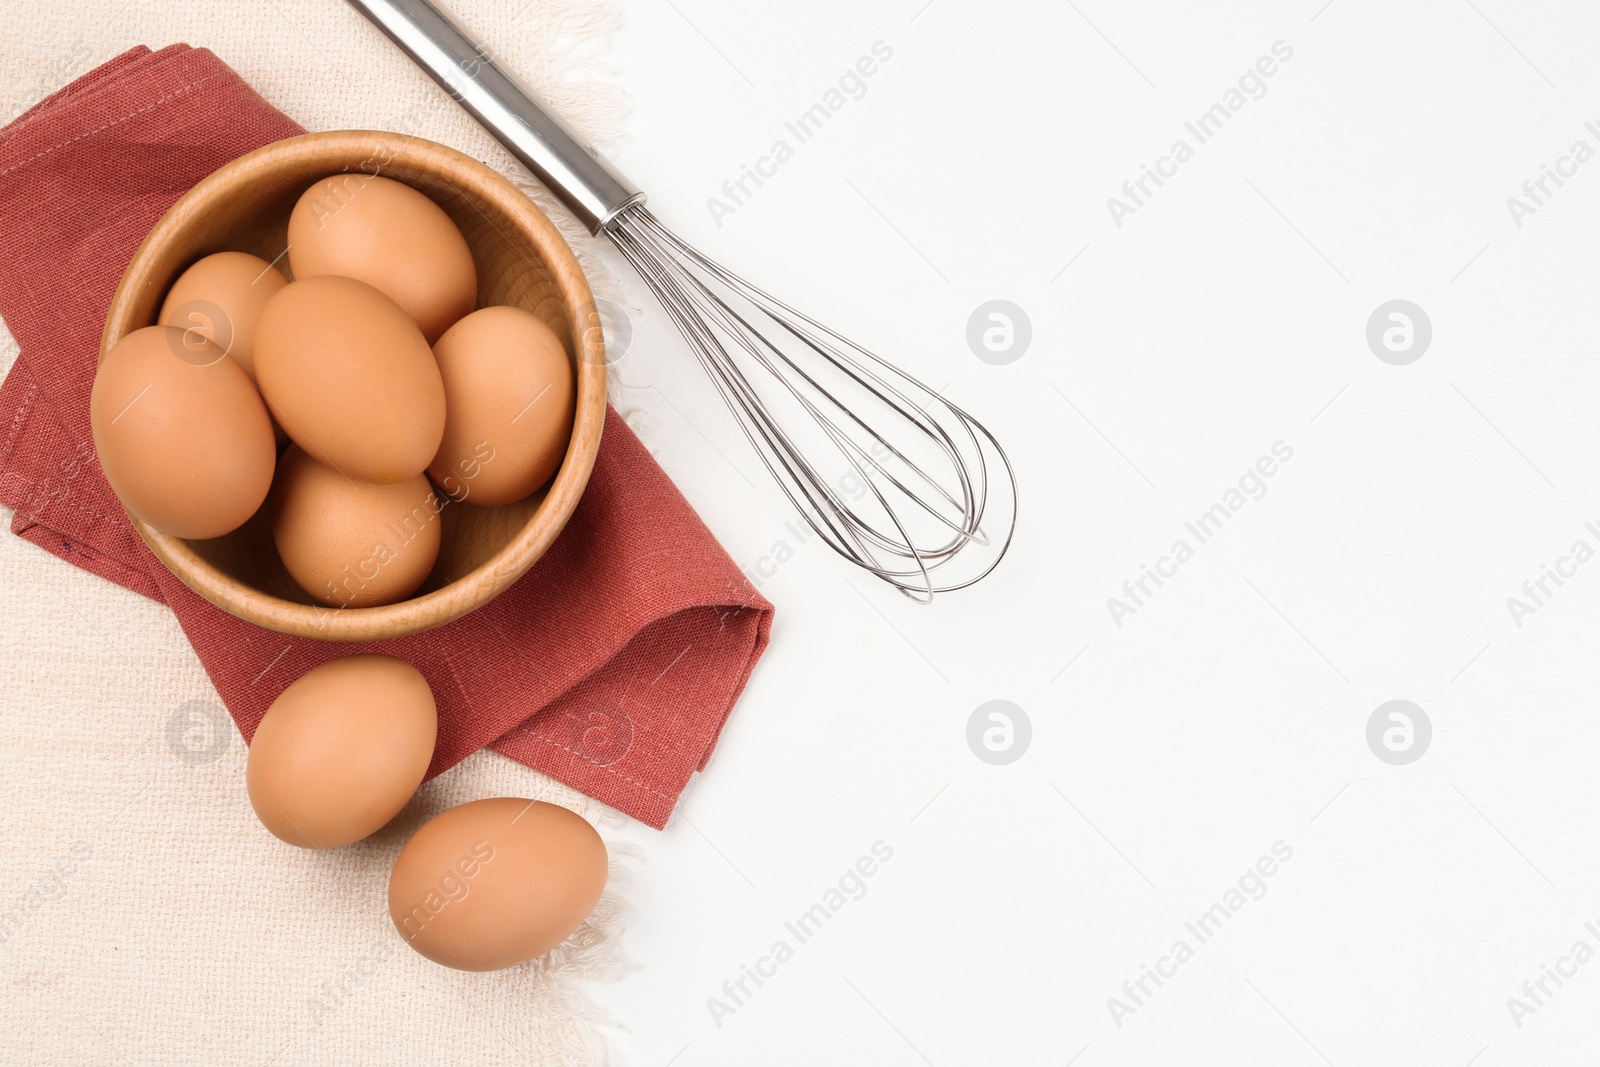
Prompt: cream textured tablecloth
<box><xmin>0</xmin><ymin>2</ymin><xmax>634</xmax><ymax>1062</ymax></box>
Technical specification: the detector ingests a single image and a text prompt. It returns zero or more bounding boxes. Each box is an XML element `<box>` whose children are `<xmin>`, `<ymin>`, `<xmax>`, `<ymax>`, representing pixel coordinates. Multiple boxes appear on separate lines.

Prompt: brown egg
<box><xmin>89</xmin><ymin>325</ymin><xmax>276</xmax><ymax>539</ymax></box>
<box><xmin>254</xmin><ymin>275</ymin><xmax>446</xmax><ymax>484</ymax></box>
<box><xmin>287</xmin><ymin>174</ymin><xmax>476</xmax><ymax>343</ymax></box>
<box><xmin>389</xmin><ymin>798</ymin><xmax>607</xmax><ymax>971</ymax></box>
<box><xmin>427</xmin><ymin>306</ymin><xmax>575</xmax><ymax>506</ymax></box>
<box><xmin>157</xmin><ymin>251</ymin><xmax>288</xmax><ymax>383</ymax></box>
<box><xmin>270</xmin><ymin>446</ymin><xmax>442</xmax><ymax>608</ymax></box>
<box><xmin>248</xmin><ymin>654</ymin><xmax>438</xmax><ymax>849</ymax></box>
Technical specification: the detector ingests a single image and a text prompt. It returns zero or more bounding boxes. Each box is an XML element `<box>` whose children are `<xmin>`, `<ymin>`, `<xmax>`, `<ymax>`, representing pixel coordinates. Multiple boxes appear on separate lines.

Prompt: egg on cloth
<box><xmin>247</xmin><ymin>654</ymin><xmax>438</xmax><ymax>849</ymax></box>
<box><xmin>287</xmin><ymin>173</ymin><xmax>476</xmax><ymax>343</ymax></box>
<box><xmin>253</xmin><ymin>275</ymin><xmax>445</xmax><ymax>484</ymax></box>
<box><xmin>388</xmin><ymin>798</ymin><xmax>608</xmax><ymax>971</ymax></box>
<box><xmin>269</xmin><ymin>445</ymin><xmax>442</xmax><ymax>608</ymax></box>
<box><xmin>428</xmin><ymin>306</ymin><xmax>575</xmax><ymax>506</ymax></box>
<box><xmin>89</xmin><ymin>324</ymin><xmax>276</xmax><ymax>539</ymax></box>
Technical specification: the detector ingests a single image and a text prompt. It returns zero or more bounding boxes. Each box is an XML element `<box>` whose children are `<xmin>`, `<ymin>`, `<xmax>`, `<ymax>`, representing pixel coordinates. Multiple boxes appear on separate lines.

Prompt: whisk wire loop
<box><xmin>605</xmin><ymin>205</ymin><xmax>1016</xmax><ymax>602</ymax></box>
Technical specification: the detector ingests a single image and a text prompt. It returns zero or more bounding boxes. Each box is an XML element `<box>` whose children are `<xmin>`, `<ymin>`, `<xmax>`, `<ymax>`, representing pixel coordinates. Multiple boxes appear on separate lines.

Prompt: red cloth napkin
<box><xmin>0</xmin><ymin>45</ymin><xmax>772</xmax><ymax>829</ymax></box>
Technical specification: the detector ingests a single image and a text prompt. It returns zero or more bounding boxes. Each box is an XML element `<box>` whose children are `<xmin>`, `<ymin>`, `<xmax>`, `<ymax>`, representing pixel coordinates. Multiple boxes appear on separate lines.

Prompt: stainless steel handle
<box><xmin>344</xmin><ymin>0</ymin><xmax>645</xmax><ymax>233</ymax></box>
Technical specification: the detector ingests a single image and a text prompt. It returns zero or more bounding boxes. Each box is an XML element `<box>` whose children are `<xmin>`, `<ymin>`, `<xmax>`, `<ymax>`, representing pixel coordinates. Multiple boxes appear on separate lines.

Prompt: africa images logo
<box><xmin>706</xmin><ymin>841</ymin><xmax>894</xmax><ymax>1028</ymax></box>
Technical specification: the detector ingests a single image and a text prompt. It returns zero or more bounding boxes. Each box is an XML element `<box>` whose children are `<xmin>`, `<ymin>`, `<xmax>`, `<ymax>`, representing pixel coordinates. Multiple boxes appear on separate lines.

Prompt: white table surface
<box><xmin>598</xmin><ymin>1</ymin><xmax>1600</xmax><ymax>1064</ymax></box>
<box><xmin>7</xmin><ymin>1</ymin><xmax>1600</xmax><ymax>1064</ymax></box>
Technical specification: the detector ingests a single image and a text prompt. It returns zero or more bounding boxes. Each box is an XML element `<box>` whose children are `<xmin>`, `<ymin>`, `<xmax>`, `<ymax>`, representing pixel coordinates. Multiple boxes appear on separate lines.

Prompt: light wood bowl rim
<box><xmin>99</xmin><ymin>130</ymin><xmax>606</xmax><ymax>642</ymax></box>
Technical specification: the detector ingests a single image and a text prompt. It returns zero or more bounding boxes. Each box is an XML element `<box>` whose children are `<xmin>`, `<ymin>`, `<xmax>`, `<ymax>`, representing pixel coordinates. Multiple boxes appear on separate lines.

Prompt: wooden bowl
<box><xmin>99</xmin><ymin>131</ymin><xmax>606</xmax><ymax>641</ymax></box>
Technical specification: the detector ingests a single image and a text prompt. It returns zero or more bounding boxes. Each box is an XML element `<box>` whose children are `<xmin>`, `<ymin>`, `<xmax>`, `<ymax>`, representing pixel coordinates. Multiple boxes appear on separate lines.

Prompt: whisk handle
<box><xmin>344</xmin><ymin>0</ymin><xmax>645</xmax><ymax>233</ymax></box>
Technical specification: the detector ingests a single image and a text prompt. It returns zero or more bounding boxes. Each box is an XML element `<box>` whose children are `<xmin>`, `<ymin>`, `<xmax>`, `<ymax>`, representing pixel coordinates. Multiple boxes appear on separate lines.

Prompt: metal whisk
<box><xmin>349</xmin><ymin>0</ymin><xmax>1016</xmax><ymax>601</ymax></box>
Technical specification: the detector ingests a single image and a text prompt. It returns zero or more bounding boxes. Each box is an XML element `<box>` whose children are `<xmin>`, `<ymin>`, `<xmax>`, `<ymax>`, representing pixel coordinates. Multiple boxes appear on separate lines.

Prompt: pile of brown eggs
<box><xmin>90</xmin><ymin>174</ymin><xmax>605</xmax><ymax>970</ymax></box>
<box><xmin>91</xmin><ymin>173</ymin><xmax>575</xmax><ymax>609</ymax></box>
